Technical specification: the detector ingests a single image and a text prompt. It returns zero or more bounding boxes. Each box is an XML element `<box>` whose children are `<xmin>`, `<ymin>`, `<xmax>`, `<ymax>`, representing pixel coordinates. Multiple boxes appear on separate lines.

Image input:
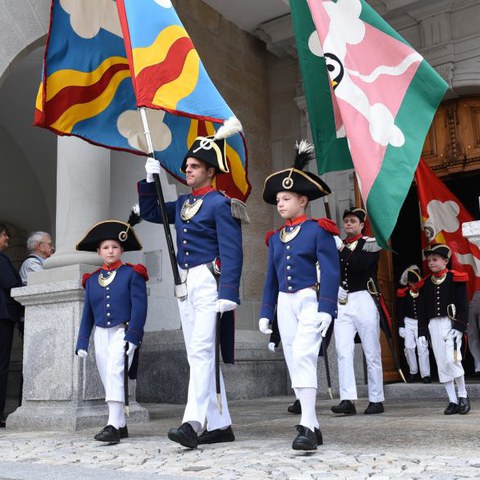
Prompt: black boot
<box><xmin>406</xmin><ymin>373</ymin><xmax>419</xmax><ymax>383</ymax></box>
<box><xmin>94</xmin><ymin>425</ymin><xmax>121</xmax><ymax>444</ymax></box>
<box><xmin>287</xmin><ymin>399</ymin><xmax>302</xmax><ymax>414</ymax></box>
<box><xmin>331</xmin><ymin>400</ymin><xmax>356</xmax><ymax>415</ymax></box>
<box><xmin>421</xmin><ymin>375</ymin><xmax>432</xmax><ymax>384</ymax></box>
<box><xmin>444</xmin><ymin>402</ymin><xmax>460</xmax><ymax>415</ymax></box>
<box><xmin>168</xmin><ymin>422</ymin><xmax>198</xmax><ymax>449</ymax></box>
<box><xmin>0</xmin><ymin>413</ymin><xmax>6</xmax><ymax>428</ymax></box>
<box><xmin>314</xmin><ymin>427</ymin><xmax>323</xmax><ymax>446</ymax></box>
<box><xmin>119</xmin><ymin>425</ymin><xmax>129</xmax><ymax>439</ymax></box>
<box><xmin>458</xmin><ymin>397</ymin><xmax>470</xmax><ymax>415</ymax></box>
<box><xmin>292</xmin><ymin>425</ymin><xmax>317</xmax><ymax>451</ymax></box>
<box><xmin>197</xmin><ymin>426</ymin><xmax>235</xmax><ymax>444</ymax></box>
<box><xmin>364</xmin><ymin>402</ymin><xmax>384</xmax><ymax>414</ymax></box>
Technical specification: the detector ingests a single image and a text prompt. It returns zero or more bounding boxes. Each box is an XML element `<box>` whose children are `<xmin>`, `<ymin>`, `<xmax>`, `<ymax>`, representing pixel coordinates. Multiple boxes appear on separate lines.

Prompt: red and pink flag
<box><xmin>415</xmin><ymin>158</ymin><xmax>480</xmax><ymax>300</ymax></box>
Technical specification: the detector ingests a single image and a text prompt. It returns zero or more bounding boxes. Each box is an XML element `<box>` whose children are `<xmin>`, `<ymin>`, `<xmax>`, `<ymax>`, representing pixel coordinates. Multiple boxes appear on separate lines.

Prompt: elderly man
<box><xmin>19</xmin><ymin>232</ymin><xmax>54</xmax><ymax>285</ymax></box>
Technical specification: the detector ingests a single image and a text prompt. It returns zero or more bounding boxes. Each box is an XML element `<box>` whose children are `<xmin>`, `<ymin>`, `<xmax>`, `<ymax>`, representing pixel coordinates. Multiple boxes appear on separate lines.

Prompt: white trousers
<box><xmin>277</xmin><ymin>288</ymin><xmax>323</xmax><ymax>389</ymax></box>
<box><xmin>428</xmin><ymin>317</ymin><xmax>465</xmax><ymax>383</ymax></box>
<box><xmin>178</xmin><ymin>264</ymin><xmax>231</xmax><ymax>432</ymax></box>
<box><xmin>403</xmin><ymin>317</ymin><xmax>430</xmax><ymax>377</ymax></box>
<box><xmin>467</xmin><ymin>291</ymin><xmax>480</xmax><ymax>372</ymax></box>
<box><xmin>94</xmin><ymin>325</ymin><xmax>134</xmax><ymax>403</ymax></box>
<box><xmin>335</xmin><ymin>290</ymin><xmax>384</xmax><ymax>402</ymax></box>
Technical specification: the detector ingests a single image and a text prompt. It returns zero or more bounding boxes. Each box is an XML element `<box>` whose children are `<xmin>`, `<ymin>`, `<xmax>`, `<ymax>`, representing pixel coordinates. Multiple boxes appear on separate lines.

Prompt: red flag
<box><xmin>415</xmin><ymin>158</ymin><xmax>480</xmax><ymax>299</ymax></box>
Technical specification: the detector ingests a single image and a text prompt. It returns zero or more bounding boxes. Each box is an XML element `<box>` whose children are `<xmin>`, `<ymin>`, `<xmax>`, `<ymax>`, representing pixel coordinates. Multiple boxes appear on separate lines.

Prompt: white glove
<box><xmin>126</xmin><ymin>342</ymin><xmax>137</xmax><ymax>356</ymax></box>
<box><xmin>449</xmin><ymin>329</ymin><xmax>463</xmax><ymax>342</ymax></box>
<box><xmin>398</xmin><ymin>327</ymin><xmax>405</xmax><ymax>339</ymax></box>
<box><xmin>418</xmin><ymin>336</ymin><xmax>428</xmax><ymax>348</ymax></box>
<box><xmin>145</xmin><ymin>157</ymin><xmax>161</xmax><ymax>183</ymax></box>
<box><xmin>333</xmin><ymin>235</ymin><xmax>344</xmax><ymax>251</ymax></box>
<box><xmin>216</xmin><ymin>299</ymin><xmax>237</xmax><ymax>313</ymax></box>
<box><xmin>258</xmin><ymin>318</ymin><xmax>273</xmax><ymax>335</ymax></box>
<box><xmin>317</xmin><ymin>312</ymin><xmax>332</xmax><ymax>337</ymax></box>
<box><xmin>77</xmin><ymin>349</ymin><xmax>88</xmax><ymax>358</ymax></box>
<box><xmin>338</xmin><ymin>286</ymin><xmax>348</xmax><ymax>303</ymax></box>
<box><xmin>267</xmin><ymin>342</ymin><xmax>276</xmax><ymax>352</ymax></box>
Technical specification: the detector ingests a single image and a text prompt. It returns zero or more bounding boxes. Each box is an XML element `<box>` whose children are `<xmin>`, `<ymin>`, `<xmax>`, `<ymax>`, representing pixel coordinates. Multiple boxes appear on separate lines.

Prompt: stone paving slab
<box><xmin>1</xmin><ymin>395</ymin><xmax>480</xmax><ymax>479</ymax></box>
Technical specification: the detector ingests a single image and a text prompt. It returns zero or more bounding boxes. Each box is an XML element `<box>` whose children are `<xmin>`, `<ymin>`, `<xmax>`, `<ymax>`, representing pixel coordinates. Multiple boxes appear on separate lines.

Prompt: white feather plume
<box><xmin>214</xmin><ymin>116</ymin><xmax>243</xmax><ymax>140</ymax></box>
<box><xmin>296</xmin><ymin>139</ymin><xmax>314</xmax><ymax>155</ymax></box>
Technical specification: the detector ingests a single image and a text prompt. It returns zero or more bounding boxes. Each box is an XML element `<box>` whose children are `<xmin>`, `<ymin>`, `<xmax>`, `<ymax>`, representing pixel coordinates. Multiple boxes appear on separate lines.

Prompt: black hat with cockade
<box><xmin>423</xmin><ymin>243</ymin><xmax>451</xmax><ymax>260</ymax></box>
<box><xmin>343</xmin><ymin>207</ymin><xmax>366</xmax><ymax>223</ymax></box>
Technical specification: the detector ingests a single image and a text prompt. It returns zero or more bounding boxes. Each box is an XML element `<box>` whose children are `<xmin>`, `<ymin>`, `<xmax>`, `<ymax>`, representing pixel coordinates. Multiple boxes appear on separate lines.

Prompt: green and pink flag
<box><xmin>291</xmin><ymin>0</ymin><xmax>448</xmax><ymax>247</ymax></box>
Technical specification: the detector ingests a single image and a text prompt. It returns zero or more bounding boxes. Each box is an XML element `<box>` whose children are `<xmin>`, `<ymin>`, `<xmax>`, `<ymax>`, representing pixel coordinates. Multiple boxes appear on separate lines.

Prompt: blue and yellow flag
<box><xmin>34</xmin><ymin>0</ymin><xmax>250</xmax><ymax>201</ymax></box>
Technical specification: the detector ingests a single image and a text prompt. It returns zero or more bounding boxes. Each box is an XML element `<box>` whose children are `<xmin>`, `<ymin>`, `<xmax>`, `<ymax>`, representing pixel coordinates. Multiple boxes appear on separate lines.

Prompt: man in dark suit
<box><xmin>0</xmin><ymin>223</ymin><xmax>23</xmax><ymax>427</ymax></box>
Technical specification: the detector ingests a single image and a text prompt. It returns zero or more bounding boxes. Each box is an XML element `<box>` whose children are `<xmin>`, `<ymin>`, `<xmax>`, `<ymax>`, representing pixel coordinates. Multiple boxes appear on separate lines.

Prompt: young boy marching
<box><xmin>258</xmin><ymin>141</ymin><xmax>340</xmax><ymax>451</ymax></box>
<box><xmin>75</xmin><ymin>211</ymin><xmax>148</xmax><ymax>443</ymax></box>
<box><xmin>421</xmin><ymin>244</ymin><xmax>470</xmax><ymax>415</ymax></box>
<box><xmin>396</xmin><ymin>265</ymin><xmax>431</xmax><ymax>383</ymax></box>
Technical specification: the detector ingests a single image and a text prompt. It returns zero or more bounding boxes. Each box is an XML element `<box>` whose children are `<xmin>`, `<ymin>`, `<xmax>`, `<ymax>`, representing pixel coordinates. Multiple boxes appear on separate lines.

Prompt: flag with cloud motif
<box><xmin>34</xmin><ymin>0</ymin><xmax>250</xmax><ymax>201</ymax></box>
<box><xmin>415</xmin><ymin>157</ymin><xmax>480</xmax><ymax>299</ymax></box>
<box><xmin>291</xmin><ymin>0</ymin><xmax>448</xmax><ymax>247</ymax></box>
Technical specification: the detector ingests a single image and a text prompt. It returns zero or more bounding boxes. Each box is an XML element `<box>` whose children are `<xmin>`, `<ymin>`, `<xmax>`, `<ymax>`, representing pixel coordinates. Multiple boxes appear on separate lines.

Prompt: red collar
<box><xmin>432</xmin><ymin>268</ymin><xmax>448</xmax><ymax>278</ymax></box>
<box><xmin>285</xmin><ymin>214</ymin><xmax>308</xmax><ymax>227</ymax></box>
<box><xmin>102</xmin><ymin>260</ymin><xmax>122</xmax><ymax>271</ymax></box>
<box><xmin>344</xmin><ymin>233</ymin><xmax>362</xmax><ymax>244</ymax></box>
<box><xmin>192</xmin><ymin>186</ymin><xmax>215</xmax><ymax>197</ymax></box>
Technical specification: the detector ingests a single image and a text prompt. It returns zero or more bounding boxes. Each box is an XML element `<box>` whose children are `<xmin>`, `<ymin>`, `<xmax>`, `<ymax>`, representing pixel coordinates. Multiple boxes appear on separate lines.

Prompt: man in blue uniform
<box><xmin>139</xmin><ymin>121</ymin><xmax>245</xmax><ymax>449</ymax></box>
<box><xmin>75</xmin><ymin>213</ymin><xmax>148</xmax><ymax>444</ymax></box>
<box><xmin>420</xmin><ymin>244</ymin><xmax>470</xmax><ymax>415</ymax></box>
<box><xmin>258</xmin><ymin>141</ymin><xmax>340</xmax><ymax>451</ymax></box>
<box><xmin>331</xmin><ymin>208</ymin><xmax>385</xmax><ymax>415</ymax></box>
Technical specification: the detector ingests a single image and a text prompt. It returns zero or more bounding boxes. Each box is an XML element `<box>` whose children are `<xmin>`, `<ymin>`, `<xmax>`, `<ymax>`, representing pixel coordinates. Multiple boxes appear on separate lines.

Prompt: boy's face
<box><xmin>276</xmin><ymin>191</ymin><xmax>307</xmax><ymax>220</ymax></box>
<box><xmin>97</xmin><ymin>240</ymin><xmax>123</xmax><ymax>266</ymax></box>
<box><xmin>343</xmin><ymin>215</ymin><xmax>364</xmax><ymax>237</ymax></box>
<box><xmin>426</xmin><ymin>254</ymin><xmax>448</xmax><ymax>273</ymax></box>
<box><xmin>0</xmin><ymin>229</ymin><xmax>9</xmax><ymax>251</ymax></box>
<box><xmin>184</xmin><ymin>157</ymin><xmax>215</xmax><ymax>190</ymax></box>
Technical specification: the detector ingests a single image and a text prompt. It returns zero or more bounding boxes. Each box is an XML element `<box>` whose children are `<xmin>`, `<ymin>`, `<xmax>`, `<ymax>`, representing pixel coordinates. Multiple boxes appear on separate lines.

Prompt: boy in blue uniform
<box><xmin>139</xmin><ymin>119</ymin><xmax>245</xmax><ymax>449</ymax></box>
<box><xmin>75</xmin><ymin>212</ymin><xmax>148</xmax><ymax>444</ymax></box>
<box><xmin>258</xmin><ymin>141</ymin><xmax>340</xmax><ymax>451</ymax></box>
<box><xmin>396</xmin><ymin>265</ymin><xmax>431</xmax><ymax>383</ymax></box>
<box><xmin>420</xmin><ymin>244</ymin><xmax>470</xmax><ymax>415</ymax></box>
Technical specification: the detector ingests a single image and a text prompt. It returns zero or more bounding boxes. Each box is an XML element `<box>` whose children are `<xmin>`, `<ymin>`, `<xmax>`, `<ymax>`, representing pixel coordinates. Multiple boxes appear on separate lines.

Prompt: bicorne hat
<box><xmin>400</xmin><ymin>265</ymin><xmax>422</xmax><ymax>286</ymax></box>
<box><xmin>262</xmin><ymin>140</ymin><xmax>331</xmax><ymax>205</ymax></box>
<box><xmin>180</xmin><ymin>117</ymin><xmax>243</xmax><ymax>174</ymax></box>
<box><xmin>343</xmin><ymin>207</ymin><xmax>367</xmax><ymax>223</ymax></box>
<box><xmin>423</xmin><ymin>243</ymin><xmax>451</xmax><ymax>260</ymax></box>
<box><xmin>76</xmin><ymin>206</ymin><xmax>143</xmax><ymax>252</ymax></box>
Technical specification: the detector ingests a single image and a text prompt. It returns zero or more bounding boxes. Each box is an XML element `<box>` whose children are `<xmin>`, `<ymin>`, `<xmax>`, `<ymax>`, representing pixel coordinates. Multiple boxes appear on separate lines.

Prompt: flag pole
<box><xmin>140</xmin><ymin>108</ymin><xmax>187</xmax><ymax>300</ymax></box>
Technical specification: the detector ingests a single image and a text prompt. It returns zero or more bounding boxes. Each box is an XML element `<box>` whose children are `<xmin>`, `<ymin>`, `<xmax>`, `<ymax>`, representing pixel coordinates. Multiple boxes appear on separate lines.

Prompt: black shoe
<box><xmin>421</xmin><ymin>375</ymin><xmax>432</xmax><ymax>384</ymax></box>
<box><xmin>331</xmin><ymin>400</ymin><xmax>356</xmax><ymax>415</ymax></box>
<box><xmin>287</xmin><ymin>399</ymin><xmax>302</xmax><ymax>414</ymax></box>
<box><xmin>168</xmin><ymin>422</ymin><xmax>198</xmax><ymax>449</ymax></box>
<box><xmin>406</xmin><ymin>373</ymin><xmax>419</xmax><ymax>383</ymax></box>
<box><xmin>94</xmin><ymin>425</ymin><xmax>121</xmax><ymax>444</ymax></box>
<box><xmin>119</xmin><ymin>426</ymin><xmax>128</xmax><ymax>439</ymax></box>
<box><xmin>197</xmin><ymin>426</ymin><xmax>235</xmax><ymax>444</ymax></box>
<box><xmin>314</xmin><ymin>427</ymin><xmax>323</xmax><ymax>446</ymax></box>
<box><xmin>458</xmin><ymin>397</ymin><xmax>471</xmax><ymax>415</ymax></box>
<box><xmin>292</xmin><ymin>425</ymin><xmax>317</xmax><ymax>451</ymax></box>
<box><xmin>364</xmin><ymin>402</ymin><xmax>384</xmax><ymax>414</ymax></box>
<box><xmin>0</xmin><ymin>413</ymin><xmax>6</xmax><ymax>428</ymax></box>
<box><xmin>444</xmin><ymin>402</ymin><xmax>460</xmax><ymax>415</ymax></box>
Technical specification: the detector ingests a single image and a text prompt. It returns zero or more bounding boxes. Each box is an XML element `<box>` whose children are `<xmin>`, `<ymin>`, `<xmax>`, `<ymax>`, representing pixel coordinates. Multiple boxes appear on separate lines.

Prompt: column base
<box><xmin>7</xmin><ymin>399</ymin><xmax>149</xmax><ymax>431</ymax></box>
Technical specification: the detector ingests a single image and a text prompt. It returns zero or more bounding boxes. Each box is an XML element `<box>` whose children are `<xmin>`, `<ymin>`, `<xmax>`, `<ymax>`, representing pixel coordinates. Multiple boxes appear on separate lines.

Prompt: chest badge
<box><xmin>98</xmin><ymin>270</ymin><xmax>117</xmax><ymax>288</ymax></box>
<box><xmin>280</xmin><ymin>225</ymin><xmax>301</xmax><ymax>243</ymax></box>
<box><xmin>181</xmin><ymin>197</ymin><xmax>203</xmax><ymax>221</ymax></box>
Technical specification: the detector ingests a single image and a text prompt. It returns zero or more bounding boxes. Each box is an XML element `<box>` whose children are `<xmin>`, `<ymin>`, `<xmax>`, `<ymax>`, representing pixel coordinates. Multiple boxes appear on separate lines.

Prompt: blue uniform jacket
<box><xmin>138</xmin><ymin>180</ymin><xmax>243</xmax><ymax>303</ymax></box>
<box><xmin>260</xmin><ymin>218</ymin><xmax>340</xmax><ymax>321</ymax></box>
<box><xmin>76</xmin><ymin>263</ymin><xmax>148</xmax><ymax>352</ymax></box>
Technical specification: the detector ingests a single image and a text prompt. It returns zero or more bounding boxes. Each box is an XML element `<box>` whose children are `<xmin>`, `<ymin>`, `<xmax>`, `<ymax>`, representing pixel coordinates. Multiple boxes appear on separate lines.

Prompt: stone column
<box><xmin>9</xmin><ymin>137</ymin><xmax>149</xmax><ymax>430</ymax></box>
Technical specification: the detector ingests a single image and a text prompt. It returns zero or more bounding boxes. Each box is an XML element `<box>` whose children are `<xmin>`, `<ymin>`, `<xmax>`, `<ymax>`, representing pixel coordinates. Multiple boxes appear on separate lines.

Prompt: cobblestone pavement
<box><xmin>1</xmin><ymin>396</ymin><xmax>479</xmax><ymax>480</ymax></box>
